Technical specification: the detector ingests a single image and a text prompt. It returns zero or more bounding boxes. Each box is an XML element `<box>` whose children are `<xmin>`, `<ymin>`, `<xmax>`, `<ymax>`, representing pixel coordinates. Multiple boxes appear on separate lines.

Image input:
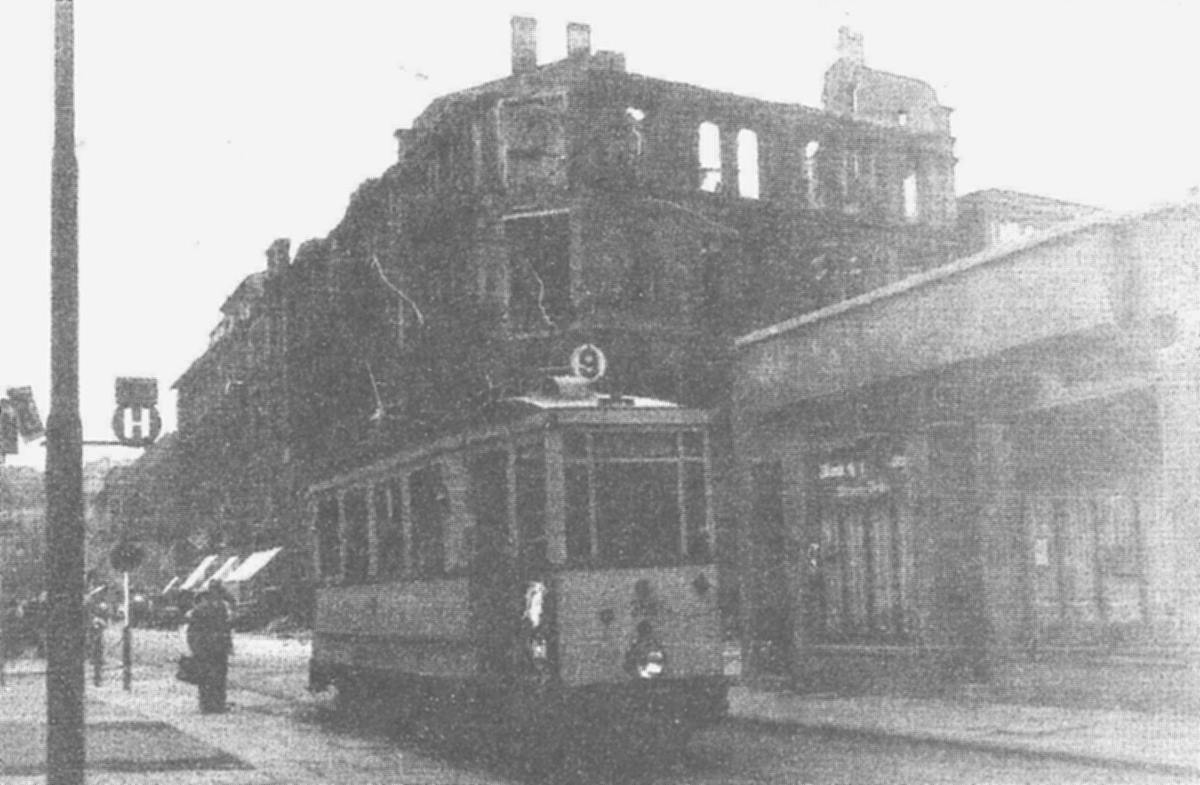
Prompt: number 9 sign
<box><xmin>569</xmin><ymin>343</ymin><xmax>607</xmax><ymax>381</ymax></box>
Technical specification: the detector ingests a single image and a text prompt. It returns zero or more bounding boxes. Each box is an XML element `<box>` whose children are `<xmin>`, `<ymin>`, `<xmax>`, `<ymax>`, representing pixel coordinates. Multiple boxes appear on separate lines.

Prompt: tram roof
<box><xmin>307</xmin><ymin>393</ymin><xmax>709</xmax><ymax>494</ymax></box>
<box><xmin>502</xmin><ymin>392</ymin><xmax>681</xmax><ymax>410</ymax></box>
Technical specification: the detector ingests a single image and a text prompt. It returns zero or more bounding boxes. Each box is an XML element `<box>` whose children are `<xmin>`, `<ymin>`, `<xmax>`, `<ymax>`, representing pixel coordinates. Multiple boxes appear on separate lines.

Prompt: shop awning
<box><xmin>204</xmin><ymin>556</ymin><xmax>241</xmax><ymax>587</ymax></box>
<box><xmin>735</xmin><ymin>217</ymin><xmax>1127</xmax><ymax>417</ymax></box>
<box><xmin>224</xmin><ymin>547</ymin><xmax>282</xmax><ymax>584</ymax></box>
<box><xmin>179</xmin><ymin>554</ymin><xmax>218</xmax><ymax>591</ymax></box>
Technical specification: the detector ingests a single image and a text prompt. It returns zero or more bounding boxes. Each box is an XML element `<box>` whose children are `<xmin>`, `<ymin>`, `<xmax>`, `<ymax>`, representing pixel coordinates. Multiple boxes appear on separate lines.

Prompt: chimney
<box><xmin>837</xmin><ymin>26</ymin><xmax>864</xmax><ymax>65</ymax></box>
<box><xmin>567</xmin><ymin>22</ymin><xmax>591</xmax><ymax>59</ymax></box>
<box><xmin>511</xmin><ymin>16</ymin><xmax>537</xmax><ymax>74</ymax></box>
<box><xmin>393</xmin><ymin>128</ymin><xmax>411</xmax><ymax>164</ymax></box>
<box><xmin>265</xmin><ymin>238</ymin><xmax>291</xmax><ymax>276</ymax></box>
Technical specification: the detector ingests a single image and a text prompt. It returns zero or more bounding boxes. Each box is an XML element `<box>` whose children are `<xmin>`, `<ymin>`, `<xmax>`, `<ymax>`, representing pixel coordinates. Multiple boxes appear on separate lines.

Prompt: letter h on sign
<box><xmin>123</xmin><ymin>407</ymin><xmax>150</xmax><ymax>442</ymax></box>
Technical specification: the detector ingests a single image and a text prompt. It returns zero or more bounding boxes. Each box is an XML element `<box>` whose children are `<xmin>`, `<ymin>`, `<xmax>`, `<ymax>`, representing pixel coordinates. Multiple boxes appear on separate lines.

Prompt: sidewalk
<box><xmin>0</xmin><ymin>659</ymin><xmax>504</xmax><ymax>785</ymax></box>
<box><xmin>0</xmin><ymin>669</ymin><xmax>252</xmax><ymax>784</ymax></box>
<box><xmin>728</xmin><ymin>681</ymin><xmax>1200</xmax><ymax>777</ymax></box>
<box><xmin>4</xmin><ymin>651</ymin><xmax>1199</xmax><ymax>779</ymax></box>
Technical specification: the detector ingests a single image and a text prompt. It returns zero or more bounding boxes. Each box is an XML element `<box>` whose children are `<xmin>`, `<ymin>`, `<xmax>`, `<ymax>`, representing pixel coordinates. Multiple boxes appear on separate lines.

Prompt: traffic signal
<box><xmin>5</xmin><ymin>386</ymin><xmax>44</xmax><ymax>441</ymax></box>
<box><xmin>0</xmin><ymin>399</ymin><xmax>17</xmax><ymax>455</ymax></box>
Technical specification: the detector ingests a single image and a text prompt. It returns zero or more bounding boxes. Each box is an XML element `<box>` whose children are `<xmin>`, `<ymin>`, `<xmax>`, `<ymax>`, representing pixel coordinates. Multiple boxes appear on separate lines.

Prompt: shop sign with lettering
<box><xmin>814</xmin><ymin>440</ymin><xmax>906</xmax><ymax>499</ymax></box>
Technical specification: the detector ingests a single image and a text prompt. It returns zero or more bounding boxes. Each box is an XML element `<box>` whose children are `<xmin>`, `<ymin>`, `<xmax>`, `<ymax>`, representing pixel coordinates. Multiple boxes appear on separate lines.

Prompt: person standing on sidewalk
<box><xmin>185</xmin><ymin>584</ymin><xmax>233</xmax><ymax>714</ymax></box>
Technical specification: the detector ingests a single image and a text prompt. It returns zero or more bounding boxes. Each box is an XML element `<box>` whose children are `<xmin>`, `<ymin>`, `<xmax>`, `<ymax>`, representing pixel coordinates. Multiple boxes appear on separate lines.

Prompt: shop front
<box><xmin>732</xmin><ymin>201</ymin><xmax>1200</xmax><ymax>708</ymax></box>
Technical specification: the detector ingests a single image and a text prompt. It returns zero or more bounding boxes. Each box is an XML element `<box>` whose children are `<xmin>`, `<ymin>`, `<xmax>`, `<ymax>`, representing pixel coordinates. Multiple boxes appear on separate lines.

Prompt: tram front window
<box><xmin>564</xmin><ymin>428</ymin><xmax>711</xmax><ymax>568</ymax></box>
<box><xmin>596</xmin><ymin>464</ymin><xmax>679</xmax><ymax>567</ymax></box>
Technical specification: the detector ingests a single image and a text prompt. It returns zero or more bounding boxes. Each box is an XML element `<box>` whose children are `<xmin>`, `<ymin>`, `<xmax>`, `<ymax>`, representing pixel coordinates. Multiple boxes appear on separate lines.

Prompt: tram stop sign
<box><xmin>110</xmin><ymin>541</ymin><xmax>145</xmax><ymax>572</ymax></box>
<box><xmin>112</xmin><ymin>376</ymin><xmax>161</xmax><ymax>447</ymax></box>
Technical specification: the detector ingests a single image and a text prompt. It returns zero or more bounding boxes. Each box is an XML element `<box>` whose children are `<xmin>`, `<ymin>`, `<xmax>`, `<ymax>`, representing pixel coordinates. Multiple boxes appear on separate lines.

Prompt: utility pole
<box><xmin>47</xmin><ymin>0</ymin><xmax>85</xmax><ymax>782</ymax></box>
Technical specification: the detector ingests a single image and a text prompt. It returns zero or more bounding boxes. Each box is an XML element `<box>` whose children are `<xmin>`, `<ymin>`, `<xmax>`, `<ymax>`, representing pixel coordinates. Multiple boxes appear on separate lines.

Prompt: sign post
<box><xmin>110</xmin><ymin>541</ymin><xmax>144</xmax><ymax>692</ymax></box>
<box><xmin>47</xmin><ymin>1</ymin><xmax>86</xmax><ymax>780</ymax></box>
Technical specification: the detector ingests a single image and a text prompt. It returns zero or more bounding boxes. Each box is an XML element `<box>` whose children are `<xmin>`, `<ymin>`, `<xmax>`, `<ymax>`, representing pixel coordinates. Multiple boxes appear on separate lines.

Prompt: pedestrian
<box><xmin>185</xmin><ymin>584</ymin><xmax>233</xmax><ymax>713</ymax></box>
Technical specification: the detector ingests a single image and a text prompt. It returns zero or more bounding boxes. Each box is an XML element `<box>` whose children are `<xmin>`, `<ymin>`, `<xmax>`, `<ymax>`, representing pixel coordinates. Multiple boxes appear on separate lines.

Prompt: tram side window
<box><xmin>343</xmin><ymin>488</ymin><xmax>370</xmax><ymax>584</ymax></box>
<box><xmin>565</xmin><ymin>464</ymin><xmax>591</xmax><ymax>565</ymax></box>
<box><xmin>469</xmin><ymin>451</ymin><xmax>510</xmax><ymax>564</ymax></box>
<box><xmin>315</xmin><ymin>495</ymin><xmax>341</xmax><ymax>579</ymax></box>
<box><xmin>516</xmin><ymin>444</ymin><xmax>547</xmax><ymax>568</ymax></box>
<box><xmin>375</xmin><ymin>480</ymin><xmax>405</xmax><ymax>580</ymax></box>
<box><xmin>684</xmin><ymin>462</ymin><xmax>710</xmax><ymax>561</ymax></box>
<box><xmin>410</xmin><ymin>465</ymin><xmax>448</xmax><ymax>578</ymax></box>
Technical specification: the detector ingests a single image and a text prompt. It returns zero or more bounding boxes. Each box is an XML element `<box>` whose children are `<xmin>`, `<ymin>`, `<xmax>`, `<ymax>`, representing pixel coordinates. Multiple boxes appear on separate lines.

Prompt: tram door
<box><xmin>469</xmin><ymin>451</ymin><xmax>521</xmax><ymax>677</ymax></box>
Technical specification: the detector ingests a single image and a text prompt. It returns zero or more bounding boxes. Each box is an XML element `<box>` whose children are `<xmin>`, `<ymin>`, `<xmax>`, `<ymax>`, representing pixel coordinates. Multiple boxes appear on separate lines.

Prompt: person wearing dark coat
<box><xmin>185</xmin><ymin>585</ymin><xmax>233</xmax><ymax>713</ymax></box>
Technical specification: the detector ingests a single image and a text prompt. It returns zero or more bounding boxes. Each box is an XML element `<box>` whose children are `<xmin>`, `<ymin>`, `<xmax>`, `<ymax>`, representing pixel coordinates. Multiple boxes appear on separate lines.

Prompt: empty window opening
<box><xmin>625</xmin><ymin>107</ymin><xmax>646</xmax><ymax>156</ymax></box>
<box><xmin>506</xmin><ymin>212</ymin><xmax>572</xmax><ymax>331</ymax></box>
<box><xmin>845</xmin><ymin>82</ymin><xmax>859</xmax><ymax>113</ymax></box>
<box><xmin>736</xmin><ymin>128</ymin><xmax>760</xmax><ymax>199</ymax></box>
<box><xmin>903</xmin><ymin>171</ymin><xmax>919</xmax><ymax>222</ymax></box>
<box><xmin>804</xmin><ymin>141</ymin><xmax>821</xmax><ymax>207</ymax></box>
<box><xmin>842</xmin><ymin>150</ymin><xmax>861</xmax><ymax>213</ymax></box>
<box><xmin>698</xmin><ymin>121</ymin><xmax>722</xmax><ymax>193</ymax></box>
<box><xmin>896</xmin><ymin>110</ymin><xmax>908</xmax><ymax>127</ymax></box>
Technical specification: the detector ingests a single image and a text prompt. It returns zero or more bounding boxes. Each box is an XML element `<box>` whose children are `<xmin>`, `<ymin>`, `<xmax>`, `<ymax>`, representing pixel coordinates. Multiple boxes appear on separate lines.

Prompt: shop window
<box><xmin>316</xmin><ymin>496</ymin><xmax>341</xmax><ymax>579</ymax></box>
<box><xmin>505</xmin><ymin>212</ymin><xmax>572</xmax><ymax>331</ymax></box>
<box><xmin>342</xmin><ymin>489</ymin><xmax>369</xmax><ymax>584</ymax></box>
<box><xmin>809</xmin><ymin>443</ymin><xmax>907</xmax><ymax>643</ymax></box>
<box><xmin>698</xmin><ymin>121</ymin><xmax>722</xmax><ymax>193</ymax></box>
<box><xmin>409</xmin><ymin>465</ymin><xmax>448</xmax><ymax>578</ymax></box>
<box><xmin>736</xmin><ymin>128</ymin><xmax>760</xmax><ymax>199</ymax></box>
<box><xmin>1026</xmin><ymin>492</ymin><xmax>1146</xmax><ymax>643</ymax></box>
<box><xmin>374</xmin><ymin>480</ymin><xmax>406</xmax><ymax>580</ymax></box>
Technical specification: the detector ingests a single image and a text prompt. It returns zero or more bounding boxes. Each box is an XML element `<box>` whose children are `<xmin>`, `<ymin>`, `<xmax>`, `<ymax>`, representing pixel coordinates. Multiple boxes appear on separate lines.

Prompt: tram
<box><xmin>306</xmin><ymin>360</ymin><xmax>728</xmax><ymax>762</ymax></box>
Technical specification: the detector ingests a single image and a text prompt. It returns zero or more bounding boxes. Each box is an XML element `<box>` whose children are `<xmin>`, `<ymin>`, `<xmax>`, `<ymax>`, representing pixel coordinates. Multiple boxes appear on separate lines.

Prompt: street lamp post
<box><xmin>47</xmin><ymin>0</ymin><xmax>86</xmax><ymax>783</ymax></box>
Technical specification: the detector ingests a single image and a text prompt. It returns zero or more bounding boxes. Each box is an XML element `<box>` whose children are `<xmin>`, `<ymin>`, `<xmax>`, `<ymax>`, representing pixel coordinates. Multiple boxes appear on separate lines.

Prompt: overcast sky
<box><xmin>2</xmin><ymin>1</ymin><xmax>1198</xmax><ymax>464</ymax></box>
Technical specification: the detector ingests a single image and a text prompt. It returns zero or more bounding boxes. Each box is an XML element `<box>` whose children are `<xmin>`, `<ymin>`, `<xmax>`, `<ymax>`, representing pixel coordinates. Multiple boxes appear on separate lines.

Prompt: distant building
<box><xmin>956</xmin><ymin>189</ymin><xmax>1103</xmax><ymax>256</ymax></box>
<box><xmin>124</xmin><ymin>19</ymin><xmax>960</xmax><ymax>621</ymax></box>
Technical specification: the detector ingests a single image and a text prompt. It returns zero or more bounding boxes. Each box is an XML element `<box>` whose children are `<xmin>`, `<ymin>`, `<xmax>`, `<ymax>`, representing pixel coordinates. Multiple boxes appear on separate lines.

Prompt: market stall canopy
<box><xmin>179</xmin><ymin>554</ymin><xmax>218</xmax><ymax>591</ymax></box>
<box><xmin>224</xmin><ymin>547</ymin><xmax>282</xmax><ymax>584</ymax></box>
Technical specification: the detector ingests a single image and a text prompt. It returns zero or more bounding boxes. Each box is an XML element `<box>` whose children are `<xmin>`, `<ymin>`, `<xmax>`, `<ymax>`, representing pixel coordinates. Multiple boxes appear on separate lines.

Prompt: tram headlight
<box><xmin>625</xmin><ymin>621</ymin><xmax>667</xmax><ymax>680</ymax></box>
<box><xmin>530</xmin><ymin>634</ymin><xmax>548</xmax><ymax>661</ymax></box>
<box><xmin>634</xmin><ymin>647</ymin><xmax>666</xmax><ymax>679</ymax></box>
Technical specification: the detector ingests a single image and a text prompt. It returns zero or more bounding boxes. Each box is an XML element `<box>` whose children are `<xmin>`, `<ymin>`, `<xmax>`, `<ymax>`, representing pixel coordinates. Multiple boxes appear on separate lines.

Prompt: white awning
<box><xmin>204</xmin><ymin>556</ymin><xmax>241</xmax><ymax>587</ymax></box>
<box><xmin>179</xmin><ymin>554</ymin><xmax>218</xmax><ymax>591</ymax></box>
<box><xmin>224</xmin><ymin>547</ymin><xmax>282</xmax><ymax>583</ymax></box>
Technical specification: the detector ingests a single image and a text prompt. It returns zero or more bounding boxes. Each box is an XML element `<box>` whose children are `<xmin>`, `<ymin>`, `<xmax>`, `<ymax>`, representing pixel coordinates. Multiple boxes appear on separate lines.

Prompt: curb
<box><xmin>728</xmin><ymin>709</ymin><xmax>1200</xmax><ymax>779</ymax></box>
